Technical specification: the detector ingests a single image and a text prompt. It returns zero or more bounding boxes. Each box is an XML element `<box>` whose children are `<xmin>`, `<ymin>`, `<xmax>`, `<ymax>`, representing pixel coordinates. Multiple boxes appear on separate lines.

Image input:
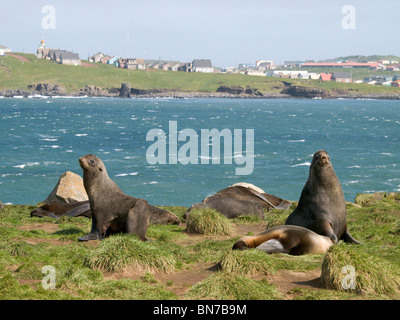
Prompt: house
<box><xmin>387</xmin><ymin>65</ymin><xmax>400</xmax><ymax>71</ymax></box>
<box><xmin>0</xmin><ymin>45</ymin><xmax>11</xmax><ymax>56</ymax></box>
<box><xmin>150</xmin><ymin>62</ymin><xmax>161</xmax><ymax>69</ymax></box>
<box><xmin>256</xmin><ymin>60</ymin><xmax>275</xmax><ymax>70</ymax></box>
<box><xmin>170</xmin><ymin>63</ymin><xmax>181</xmax><ymax>71</ymax></box>
<box><xmin>101</xmin><ymin>56</ymin><xmax>111</xmax><ymax>64</ymax></box>
<box><xmin>125</xmin><ymin>58</ymin><xmax>146</xmax><ymax>70</ymax></box>
<box><xmin>320</xmin><ymin>73</ymin><xmax>332</xmax><ymax>81</ymax></box>
<box><xmin>49</xmin><ymin>49</ymin><xmax>68</xmax><ymax>62</ymax></box>
<box><xmin>107</xmin><ymin>56</ymin><xmax>119</xmax><ymax>66</ymax></box>
<box><xmin>192</xmin><ymin>59</ymin><xmax>213</xmax><ymax>73</ymax></box>
<box><xmin>391</xmin><ymin>80</ymin><xmax>400</xmax><ymax>88</ymax></box>
<box><xmin>245</xmin><ymin>70</ymin><xmax>266</xmax><ymax>76</ymax></box>
<box><xmin>161</xmin><ymin>62</ymin><xmax>172</xmax><ymax>71</ymax></box>
<box><xmin>88</xmin><ymin>52</ymin><xmax>106</xmax><ymax>63</ymax></box>
<box><xmin>379</xmin><ymin>81</ymin><xmax>393</xmax><ymax>86</ymax></box>
<box><xmin>60</xmin><ymin>52</ymin><xmax>81</xmax><ymax>66</ymax></box>
<box><xmin>331</xmin><ymin>72</ymin><xmax>352</xmax><ymax>83</ymax></box>
<box><xmin>178</xmin><ymin>62</ymin><xmax>192</xmax><ymax>72</ymax></box>
<box><xmin>118</xmin><ymin>58</ymin><xmax>126</xmax><ymax>68</ymax></box>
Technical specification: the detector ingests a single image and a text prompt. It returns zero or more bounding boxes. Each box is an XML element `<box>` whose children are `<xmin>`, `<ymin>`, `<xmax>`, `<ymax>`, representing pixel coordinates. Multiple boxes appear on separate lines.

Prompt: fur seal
<box><xmin>78</xmin><ymin>154</ymin><xmax>150</xmax><ymax>241</ymax></box>
<box><xmin>285</xmin><ymin>150</ymin><xmax>360</xmax><ymax>244</ymax></box>
<box><xmin>0</xmin><ymin>201</ymin><xmax>4</xmax><ymax>210</ymax></box>
<box><xmin>185</xmin><ymin>183</ymin><xmax>291</xmax><ymax>219</ymax></box>
<box><xmin>30</xmin><ymin>201</ymin><xmax>91</xmax><ymax>219</ymax></box>
<box><xmin>30</xmin><ymin>200</ymin><xmax>180</xmax><ymax>225</ymax></box>
<box><xmin>233</xmin><ymin>225</ymin><xmax>333</xmax><ymax>255</ymax></box>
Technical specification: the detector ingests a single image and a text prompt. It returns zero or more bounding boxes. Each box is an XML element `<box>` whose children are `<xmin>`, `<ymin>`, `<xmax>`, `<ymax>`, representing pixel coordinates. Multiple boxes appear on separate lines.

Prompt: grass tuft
<box><xmin>321</xmin><ymin>244</ymin><xmax>400</xmax><ymax>295</ymax></box>
<box><xmin>84</xmin><ymin>234</ymin><xmax>177</xmax><ymax>274</ymax></box>
<box><xmin>186</xmin><ymin>208</ymin><xmax>233</xmax><ymax>236</ymax></box>
<box><xmin>186</xmin><ymin>272</ymin><xmax>283</xmax><ymax>300</ymax></box>
<box><xmin>216</xmin><ymin>249</ymin><xmax>276</xmax><ymax>275</ymax></box>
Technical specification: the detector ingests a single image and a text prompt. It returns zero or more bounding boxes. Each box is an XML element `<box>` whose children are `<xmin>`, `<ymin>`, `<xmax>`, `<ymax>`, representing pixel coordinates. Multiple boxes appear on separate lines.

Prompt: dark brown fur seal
<box><xmin>233</xmin><ymin>225</ymin><xmax>333</xmax><ymax>255</ymax></box>
<box><xmin>285</xmin><ymin>150</ymin><xmax>360</xmax><ymax>244</ymax></box>
<box><xmin>185</xmin><ymin>183</ymin><xmax>291</xmax><ymax>219</ymax></box>
<box><xmin>78</xmin><ymin>154</ymin><xmax>150</xmax><ymax>241</ymax></box>
<box><xmin>30</xmin><ymin>201</ymin><xmax>91</xmax><ymax>219</ymax></box>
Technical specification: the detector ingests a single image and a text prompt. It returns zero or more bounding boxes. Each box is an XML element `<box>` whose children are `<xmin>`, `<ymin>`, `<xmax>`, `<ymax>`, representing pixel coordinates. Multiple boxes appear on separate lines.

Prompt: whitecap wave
<box><xmin>14</xmin><ymin>162</ymin><xmax>40</xmax><ymax>169</ymax></box>
<box><xmin>115</xmin><ymin>172</ymin><xmax>139</xmax><ymax>177</ymax></box>
<box><xmin>290</xmin><ymin>162</ymin><xmax>311</xmax><ymax>167</ymax></box>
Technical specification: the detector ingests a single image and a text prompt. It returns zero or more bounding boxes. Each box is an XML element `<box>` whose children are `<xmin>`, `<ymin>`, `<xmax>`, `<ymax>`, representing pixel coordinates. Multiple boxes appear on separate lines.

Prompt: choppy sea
<box><xmin>0</xmin><ymin>97</ymin><xmax>399</xmax><ymax>206</ymax></box>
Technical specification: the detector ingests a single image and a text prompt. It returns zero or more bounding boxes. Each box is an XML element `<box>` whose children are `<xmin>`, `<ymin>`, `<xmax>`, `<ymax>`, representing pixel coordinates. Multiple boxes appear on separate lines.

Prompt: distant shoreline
<box><xmin>1</xmin><ymin>89</ymin><xmax>400</xmax><ymax>100</ymax></box>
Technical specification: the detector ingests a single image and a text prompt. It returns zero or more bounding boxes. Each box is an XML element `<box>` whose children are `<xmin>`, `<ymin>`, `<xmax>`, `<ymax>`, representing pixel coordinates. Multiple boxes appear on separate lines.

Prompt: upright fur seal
<box><xmin>78</xmin><ymin>154</ymin><xmax>150</xmax><ymax>241</ymax></box>
<box><xmin>285</xmin><ymin>150</ymin><xmax>360</xmax><ymax>244</ymax></box>
<box><xmin>185</xmin><ymin>183</ymin><xmax>291</xmax><ymax>219</ymax></box>
<box><xmin>233</xmin><ymin>225</ymin><xmax>333</xmax><ymax>255</ymax></box>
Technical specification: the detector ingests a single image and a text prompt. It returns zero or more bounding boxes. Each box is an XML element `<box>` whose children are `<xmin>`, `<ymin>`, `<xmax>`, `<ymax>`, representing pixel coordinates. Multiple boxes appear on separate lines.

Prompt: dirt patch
<box><xmin>7</xmin><ymin>53</ymin><xmax>30</xmax><ymax>62</ymax></box>
<box><xmin>266</xmin><ymin>269</ymin><xmax>322</xmax><ymax>298</ymax></box>
<box><xmin>13</xmin><ymin>237</ymin><xmax>74</xmax><ymax>246</ymax></box>
<box><xmin>18</xmin><ymin>223</ymin><xmax>61</xmax><ymax>233</ymax></box>
<box><xmin>81</xmin><ymin>62</ymin><xmax>97</xmax><ymax>68</ymax></box>
<box><xmin>103</xmin><ymin>262</ymin><xmax>215</xmax><ymax>297</ymax></box>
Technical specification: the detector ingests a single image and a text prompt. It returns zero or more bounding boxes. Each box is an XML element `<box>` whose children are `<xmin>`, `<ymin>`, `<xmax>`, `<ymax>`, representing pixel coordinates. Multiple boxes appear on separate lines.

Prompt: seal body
<box><xmin>185</xmin><ymin>183</ymin><xmax>291</xmax><ymax>219</ymax></box>
<box><xmin>285</xmin><ymin>150</ymin><xmax>359</xmax><ymax>244</ymax></box>
<box><xmin>78</xmin><ymin>154</ymin><xmax>150</xmax><ymax>241</ymax></box>
<box><xmin>233</xmin><ymin>225</ymin><xmax>333</xmax><ymax>255</ymax></box>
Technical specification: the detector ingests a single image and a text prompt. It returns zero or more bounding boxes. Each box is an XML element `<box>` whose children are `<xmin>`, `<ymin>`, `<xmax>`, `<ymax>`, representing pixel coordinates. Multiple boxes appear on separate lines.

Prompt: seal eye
<box><xmin>90</xmin><ymin>159</ymin><xmax>95</xmax><ymax>165</ymax></box>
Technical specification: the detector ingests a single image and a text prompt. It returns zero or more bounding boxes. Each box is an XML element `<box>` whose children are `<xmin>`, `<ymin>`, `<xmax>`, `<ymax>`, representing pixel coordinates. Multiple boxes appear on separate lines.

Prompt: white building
<box><xmin>0</xmin><ymin>45</ymin><xmax>11</xmax><ymax>56</ymax></box>
<box><xmin>192</xmin><ymin>59</ymin><xmax>213</xmax><ymax>73</ymax></box>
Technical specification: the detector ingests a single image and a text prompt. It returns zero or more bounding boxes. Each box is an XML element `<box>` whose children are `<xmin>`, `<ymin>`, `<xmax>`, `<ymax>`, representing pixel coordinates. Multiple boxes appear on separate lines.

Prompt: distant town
<box><xmin>1</xmin><ymin>40</ymin><xmax>400</xmax><ymax>88</ymax></box>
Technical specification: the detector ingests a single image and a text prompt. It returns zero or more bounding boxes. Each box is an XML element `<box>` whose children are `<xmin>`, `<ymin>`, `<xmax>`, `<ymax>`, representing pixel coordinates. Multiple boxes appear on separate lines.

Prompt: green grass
<box><xmin>0</xmin><ymin>193</ymin><xmax>399</xmax><ymax>300</ymax></box>
<box><xmin>1</xmin><ymin>53</ymin><xmax>399</xmax><ymax>96</ymax></box>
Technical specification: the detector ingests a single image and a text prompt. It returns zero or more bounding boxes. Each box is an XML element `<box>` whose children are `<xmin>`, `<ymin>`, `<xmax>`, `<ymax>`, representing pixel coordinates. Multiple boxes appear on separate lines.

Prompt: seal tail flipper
<box><xmin>256</xmin><ymin>239</ymin><xmax>286</xmax><ymax>254</ymax></box>
<box><xmin>245</xmin><ymin>188</ymin><xmax>291</xmax><ymax>210</ymax></box>
<box><xmin>341</xmin><ymin>229</ymin><xmax>361</xmax><ymax>244</ymax></box>
<box><xmin>65</xmin><ymin>203</ymin><xmax>91</xmax><ymax>218</ymax></box>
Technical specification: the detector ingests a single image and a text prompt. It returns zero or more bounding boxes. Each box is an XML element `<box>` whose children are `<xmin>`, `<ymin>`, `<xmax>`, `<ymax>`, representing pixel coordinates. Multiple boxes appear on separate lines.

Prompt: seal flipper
<box><xmin>65</xmin><ymin>202</ymin><xmax>91</xmax><ymax>218</ymax></box>
<box><xmin>341</xmin><ymin>228</ymin><xmax>361</xmax><ymax>244</ymax></box>
<box><xmin>256</xmin><ymin>239</ymin><xmax>286</xmax><ymax>254</ymax></box>
<box><xmin>126</xmin><ymin>199</ymin><xmax>150</xmax><ymax>241</ymax></box>
<box><xmin>245</xmin><ymin>188</ymin><xmax>291</xmax><ymax>210</ymax></box>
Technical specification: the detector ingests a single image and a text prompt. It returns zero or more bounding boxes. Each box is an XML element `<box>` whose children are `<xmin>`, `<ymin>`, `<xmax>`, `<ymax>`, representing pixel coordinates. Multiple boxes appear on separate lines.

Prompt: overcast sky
<box><xmin>1</xmin><ymin>0</ymin><xmax>399</xmax><ymax>67</ymax></box>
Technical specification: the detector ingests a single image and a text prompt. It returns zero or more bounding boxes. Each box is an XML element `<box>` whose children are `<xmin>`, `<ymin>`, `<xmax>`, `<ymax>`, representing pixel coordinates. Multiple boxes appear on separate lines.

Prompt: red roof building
<box><xmin>320</xmin><ymin>73</ymin><xmax>332</xmax><ymax>81</ymax></box>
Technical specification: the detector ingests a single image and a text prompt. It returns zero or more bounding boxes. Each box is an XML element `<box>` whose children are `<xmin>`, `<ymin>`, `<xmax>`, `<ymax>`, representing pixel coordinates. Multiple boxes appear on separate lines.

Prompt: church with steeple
<box><xmin>36</xmin><ymin>38</ymin><xmax>51</xmax><ymax>59</ymax></box>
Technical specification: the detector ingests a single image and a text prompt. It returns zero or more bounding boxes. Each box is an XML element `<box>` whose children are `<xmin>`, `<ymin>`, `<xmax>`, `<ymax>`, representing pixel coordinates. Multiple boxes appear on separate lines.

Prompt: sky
<box><xmin>1</xmin><ymin>0</ymin><xmax>399</xmax><ymax>68</ymax></box>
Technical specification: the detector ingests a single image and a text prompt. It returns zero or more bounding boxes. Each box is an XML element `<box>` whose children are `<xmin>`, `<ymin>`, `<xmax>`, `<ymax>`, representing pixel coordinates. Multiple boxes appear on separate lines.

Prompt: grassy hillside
<box><xmin>0</xmin><ymin>193</ymin><xmax>399</xmax><ymax>300</ymax></box>
<box><xmin>1</xmin><ymin>53</ymin><xmax>399</xmax><ymax>96</ymax></box>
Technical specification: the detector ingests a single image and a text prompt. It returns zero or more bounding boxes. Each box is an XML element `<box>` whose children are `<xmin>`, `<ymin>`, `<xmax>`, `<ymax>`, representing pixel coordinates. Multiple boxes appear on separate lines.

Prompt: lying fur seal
<box><xmin>78</xmin><ymin>154</ymin><xmax>151</xmax><ymax>241</ymax></box>
<box><xmin>30</xmin><ymin>200</ymin><xmax>180</xmax><ymax>225</ymax></box>
<box><xmin>186</xmin><ymin>182</ymin><xmax>291</xmax><ymax>219</ymax></box>
<box><xmin>233</xmin><ymin>225</ymin><xmax>333</xmax><ymax>255</ymax></box>
<box><xmin>285</xmin><ymin>150</ymin><xmax>360</xmax><ymax>244</ymax></box>
<box><xmin>30</xmin><ymin>201</ymin><xmax>91</xmax><ymax>219</ymax></box>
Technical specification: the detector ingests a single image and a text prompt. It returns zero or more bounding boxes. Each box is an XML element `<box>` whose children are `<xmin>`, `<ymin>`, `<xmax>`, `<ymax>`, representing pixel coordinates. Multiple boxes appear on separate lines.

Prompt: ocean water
<box><xmin>0</xmin><ymin>97</ymin><xmax>399</xmax><ymax>206</ymax></box>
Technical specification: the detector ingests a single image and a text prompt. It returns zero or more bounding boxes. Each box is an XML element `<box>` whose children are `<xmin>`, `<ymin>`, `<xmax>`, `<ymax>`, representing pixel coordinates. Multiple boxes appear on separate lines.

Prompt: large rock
<box><xmin>119</xmin><ymin>83</ymin><xmax>131</xmax><ymax>98</ymax></box>
<box><xmin>44</xmin><ymin>171</ymin><xmax>88</xmax><ymax>204</ymax></box>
